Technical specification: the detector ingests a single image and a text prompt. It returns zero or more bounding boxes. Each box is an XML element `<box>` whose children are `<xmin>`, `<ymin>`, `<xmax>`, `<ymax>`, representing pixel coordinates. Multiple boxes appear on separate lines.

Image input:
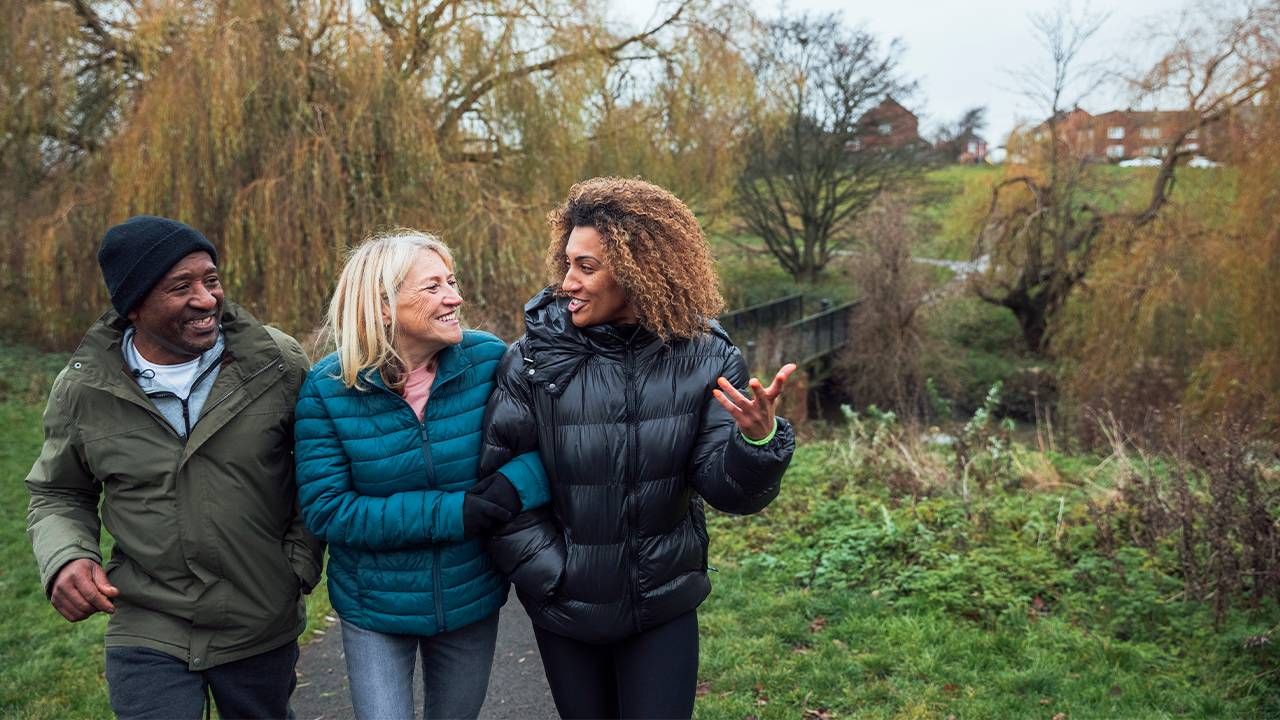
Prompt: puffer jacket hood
<box><xmin>481</xmin><ymin>288</ymin><xmax>794</xmax><ymax>644</ymax></box>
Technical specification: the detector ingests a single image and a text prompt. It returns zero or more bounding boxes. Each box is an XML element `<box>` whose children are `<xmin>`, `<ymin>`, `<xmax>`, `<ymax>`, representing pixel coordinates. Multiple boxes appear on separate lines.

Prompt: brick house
<box><xmin>855</xmin><ymin>97</ymin><xmax>924</xmax><ymax>151</ymax></box>
<box><xmin>1013</xmin><ymin>107</ymin><xmax>1218</xmax><ymax>163</ymax></box>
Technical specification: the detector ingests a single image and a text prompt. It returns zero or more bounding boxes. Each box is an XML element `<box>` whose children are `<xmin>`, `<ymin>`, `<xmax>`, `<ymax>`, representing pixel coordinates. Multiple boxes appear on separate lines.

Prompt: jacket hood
<box><xmin>520</xmin><ymin>287</ymin><xmax>734</xmax><ymax>398</ymax></box>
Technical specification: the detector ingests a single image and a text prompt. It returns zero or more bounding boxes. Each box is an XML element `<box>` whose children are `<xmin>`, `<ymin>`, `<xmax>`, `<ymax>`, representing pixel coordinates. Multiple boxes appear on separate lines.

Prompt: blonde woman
<box><xmin>294</xmin><ymin>231</ymin><xmax>548</xmax><ymax>719</ymax></box>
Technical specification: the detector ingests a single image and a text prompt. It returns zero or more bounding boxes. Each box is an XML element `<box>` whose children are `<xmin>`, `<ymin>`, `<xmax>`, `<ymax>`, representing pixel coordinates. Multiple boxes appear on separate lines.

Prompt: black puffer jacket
<box><xmin>480</xmin><ymin>288</ymin><xmax>795</xmax><ymax>644</ymax></box>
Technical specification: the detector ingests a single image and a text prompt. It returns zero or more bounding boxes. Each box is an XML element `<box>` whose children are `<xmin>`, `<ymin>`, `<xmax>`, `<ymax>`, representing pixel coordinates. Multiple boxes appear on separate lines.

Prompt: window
<box><xmin>1142</xmin><ymin>146</ymin><xmax>1165</xmax><ymax>157</ymax></box>
<box><xmin>1107</xmin><ymin>144</ymin><xmax>1125</xmax><ymax>159</ymax></box>
<box><xmin>878</xmin><ymin>123</ymin><xmax>892</xmax><ymax>136</ymax></box>
<box><xmin>1140</xmin><ymin>126</ymin><xmax>1162</xmax><ymax>139</ymax></box>
<box><xmin>967</xmin><ymin>141</ymin><xmax>978</xmax><ymax>154</ymax></box>
<box><xmin>1183</xmin><ymin>141</ymin><xmax>1200</xmax><ymax>151</ymax></box>
<box><xmin>1107</xmin><ymin>126</ymin><xmax>1125</xmax><ymax>140</ymax></box>
<box><xmin>1187</xmin><ymin>128</ymin><xmax>1199</xmax><ymax>139</ymax></box>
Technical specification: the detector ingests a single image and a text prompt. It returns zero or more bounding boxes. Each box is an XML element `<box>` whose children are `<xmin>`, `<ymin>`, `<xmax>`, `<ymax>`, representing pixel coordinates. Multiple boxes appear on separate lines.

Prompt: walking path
<box><xmin>292</xmin><ymin>595</ymin><xmax>557</xmax><ymax>720</ymax></box>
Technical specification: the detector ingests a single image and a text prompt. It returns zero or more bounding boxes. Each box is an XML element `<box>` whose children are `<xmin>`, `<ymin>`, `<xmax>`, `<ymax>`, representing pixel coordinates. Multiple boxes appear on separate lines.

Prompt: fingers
<box><xmin>716</xmin><ymin>376</ymin><xmax>753</xmax><ymax>408</ymax></box>
<box><xmin>72</xmin><ymin>567</ymin><xmax>116</xmax><ymax>614</ymax></box>
<box><xmin>763</xmin><ymin>363</ymin><xmax>798</xmax><ymax>399</ymax></box>
<box><xmin>51</xmin><ymin>584</ymin><xmax>94</xmax><ymax>621</ymax></box>
<box><xmin>711</xmin><ymin>389</ymin><xmax>748</xmax><ymax>422</ymax></box>
<box><xmin>91</xmin><ymin>563</ymin><xmax>120</xmax><ymax>599</ymax></box>
<box><xmin>50</xmin><ymin>560</ymin><xmax>113</xmax><ymax>621</ymax></box>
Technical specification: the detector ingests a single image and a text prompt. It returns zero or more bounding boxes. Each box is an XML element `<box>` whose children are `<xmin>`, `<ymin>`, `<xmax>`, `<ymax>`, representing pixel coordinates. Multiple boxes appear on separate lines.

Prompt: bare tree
<box><xmin>839</xmin><ymin>192</ymin><xmax>930</xmax><ymax>415</ymax></box>
<box><xmin>734</xmin><ymin>13</ymin><xmax>921</xmax><ymax>283</ymax></box>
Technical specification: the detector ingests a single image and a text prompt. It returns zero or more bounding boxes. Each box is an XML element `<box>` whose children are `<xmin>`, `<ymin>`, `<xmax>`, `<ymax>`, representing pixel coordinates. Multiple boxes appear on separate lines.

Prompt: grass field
<box><xmin>695</xmin><ymin>434</ymin><xmax>1280</xmax><ymax>719</ymax></box>
<box><xmin>4</xmin><ymin>338</ymin><xmax>1278</xmax><ymax>718</ymax></box>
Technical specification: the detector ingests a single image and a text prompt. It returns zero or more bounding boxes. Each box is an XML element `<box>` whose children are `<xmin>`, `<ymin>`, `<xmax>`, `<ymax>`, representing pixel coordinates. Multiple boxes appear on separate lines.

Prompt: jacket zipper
<box><xmin>624</xmin><ymin>339</ymin><xmax>642</xmax><ymax>633</ymax></box>
<box><xmin>373</xmin><ymin>374</ymin><xmax>447</xmax><ymax>634</ymax></box>
<box><xmin>137</xmin><ymin>352</ymin><xmax>228</xmax><ymax>439</ymax></box>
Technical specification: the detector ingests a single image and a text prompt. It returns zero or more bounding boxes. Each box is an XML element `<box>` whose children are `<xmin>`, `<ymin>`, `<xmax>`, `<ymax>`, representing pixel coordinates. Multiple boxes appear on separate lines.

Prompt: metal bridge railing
<box><xmin>717</xmin><ymin>293</ymin><xmax>804</xmax><ymax>341</ymax></box>
<box><xmin>733</xmin><ymin>298</ymin><xmax>863</xmax><ymax>373</ymax></box>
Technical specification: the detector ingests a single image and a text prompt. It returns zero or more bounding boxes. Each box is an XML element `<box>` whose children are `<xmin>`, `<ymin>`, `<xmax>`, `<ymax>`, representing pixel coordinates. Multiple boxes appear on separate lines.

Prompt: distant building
<box><xmin>954</xmin><ymin>130</ymin><xmax>989</xmax><ymax>164</ymax></box>
<box><xmin>1011</xmin><ymin>107</ymin><xmax>1228</xmax><ymax>163</ymax></box>
<box><xmin>855</xmin><ymin>97</ymin><xmax>924</xmax><ymax>151</ymax></box>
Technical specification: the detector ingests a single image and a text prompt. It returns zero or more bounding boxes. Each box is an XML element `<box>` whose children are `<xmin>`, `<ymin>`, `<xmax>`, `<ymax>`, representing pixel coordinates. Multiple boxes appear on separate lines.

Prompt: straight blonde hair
<box><xmin>325</xmin><ymin>230</ymin><xmax>456</xmax><ymax>390</ymax></box>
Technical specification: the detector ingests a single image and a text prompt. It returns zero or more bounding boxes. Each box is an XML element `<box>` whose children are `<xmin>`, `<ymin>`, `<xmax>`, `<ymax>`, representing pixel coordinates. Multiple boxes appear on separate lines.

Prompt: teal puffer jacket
<box><xmin>295</xmin><ymin>331</ymin><xmax>549</xmax><ymax>635</ymax></box>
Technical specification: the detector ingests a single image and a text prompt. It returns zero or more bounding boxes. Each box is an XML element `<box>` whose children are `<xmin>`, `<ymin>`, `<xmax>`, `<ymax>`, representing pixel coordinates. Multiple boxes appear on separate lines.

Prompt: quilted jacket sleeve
<box><xmin>479</xmin><ymin>341</ymin><xmax>564</xmax><ymax>601</ymax></box>
<box><xmin>294</xmin><ymin>370</ymin><xmax>467</xmax><ymax>550</ymax></box>
<box><xmin>688</xmin><ymin>347</ymin><xmax>795</xmax><ymax>515</ymax></box>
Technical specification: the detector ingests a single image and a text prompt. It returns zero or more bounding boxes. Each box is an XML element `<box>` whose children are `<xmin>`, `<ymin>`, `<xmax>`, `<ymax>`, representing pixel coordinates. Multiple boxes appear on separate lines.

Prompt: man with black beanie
<box><xmin>26</xmin><ymin>215</ymin><xmax>323</xmax><ymax>719</ymax></box>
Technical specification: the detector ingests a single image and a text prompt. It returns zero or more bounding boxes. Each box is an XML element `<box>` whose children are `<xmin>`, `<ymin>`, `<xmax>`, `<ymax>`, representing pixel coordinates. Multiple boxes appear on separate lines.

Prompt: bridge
<box><xmin>718</xmin><ymin>294</ymin><xmax>861</xmax><ymax>380</ymax></box>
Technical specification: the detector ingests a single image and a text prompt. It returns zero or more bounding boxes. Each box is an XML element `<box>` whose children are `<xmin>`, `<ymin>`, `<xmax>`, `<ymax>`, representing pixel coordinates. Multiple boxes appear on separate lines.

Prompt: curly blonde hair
<box><xmin>547</xmin><ymin>177</ymin><xmax>724</xmax><ymax>340</ymax></box>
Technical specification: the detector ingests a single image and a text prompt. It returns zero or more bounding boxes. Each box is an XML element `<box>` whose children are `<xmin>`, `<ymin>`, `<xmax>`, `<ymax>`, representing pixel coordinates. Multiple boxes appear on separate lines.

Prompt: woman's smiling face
<box><xmin>560</xmin><ymin>226</ymin><xmax>636</xmax><ymax>328</ymax></box>
<box><xmin>391</xmin><ymin>249</ymin><xmax>463</xmax><ymax>361</ymax></box>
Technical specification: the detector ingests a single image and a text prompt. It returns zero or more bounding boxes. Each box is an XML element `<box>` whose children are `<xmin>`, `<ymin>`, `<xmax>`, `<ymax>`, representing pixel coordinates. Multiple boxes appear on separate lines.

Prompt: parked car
<box><xmin>1187</xmin><ymin>155</ymin><xmax>1222</xmax><ymax>168</ymax></box>
<box><xmin>1118</xmin><ymin>156</ymin><xmax>1162</xmax><ymax>168</ymax></box>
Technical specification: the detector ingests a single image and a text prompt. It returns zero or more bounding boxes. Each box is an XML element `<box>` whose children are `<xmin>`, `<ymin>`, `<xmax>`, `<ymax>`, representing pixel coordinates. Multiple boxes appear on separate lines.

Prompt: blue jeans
<box><xmin>105</xmin><ymin>642</ymin><xmax>298</xmax><ymax>720</ymax></box>
<box><xmin>341</xmin><ymin>613</ymin><xmax>498</xmax><ymax>720</ymax></box>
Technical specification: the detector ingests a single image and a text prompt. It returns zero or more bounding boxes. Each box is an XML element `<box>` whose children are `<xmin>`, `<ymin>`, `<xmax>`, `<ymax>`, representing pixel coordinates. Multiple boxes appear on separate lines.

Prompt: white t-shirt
<box><xmin>124</xmin><ymin>338</ymin><xmax>202</xmax><ymax>399</ymax></box>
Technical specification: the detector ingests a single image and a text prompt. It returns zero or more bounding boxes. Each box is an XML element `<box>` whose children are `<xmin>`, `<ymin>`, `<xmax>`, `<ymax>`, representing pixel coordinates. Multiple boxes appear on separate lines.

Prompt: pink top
<box><xmin>401</xmin><ymin>363</ymin><xmax>436</xmax><ymax>421</ymax></box>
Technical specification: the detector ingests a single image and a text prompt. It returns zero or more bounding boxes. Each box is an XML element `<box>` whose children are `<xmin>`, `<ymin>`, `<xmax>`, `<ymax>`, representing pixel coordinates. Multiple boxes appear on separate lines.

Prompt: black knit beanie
<box><xmin>97</xmin><ymin>215</ymin><xmax>219</xmax><ymax>316</ymax></box>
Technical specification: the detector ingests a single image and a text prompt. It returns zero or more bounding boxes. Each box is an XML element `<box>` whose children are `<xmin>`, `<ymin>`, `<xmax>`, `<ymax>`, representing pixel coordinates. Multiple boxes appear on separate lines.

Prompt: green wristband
<box><xmin>741</xmin><ymin>418</ymin><xmax>779</xmax><ymax>446</ymax></box>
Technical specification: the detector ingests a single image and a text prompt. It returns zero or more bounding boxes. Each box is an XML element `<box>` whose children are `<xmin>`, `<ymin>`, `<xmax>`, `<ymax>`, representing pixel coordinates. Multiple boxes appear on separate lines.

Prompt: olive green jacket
<box><xmin>26</xmin><ymin>301</ymin><xmax>323</xmax><ymax>670</ymax></box>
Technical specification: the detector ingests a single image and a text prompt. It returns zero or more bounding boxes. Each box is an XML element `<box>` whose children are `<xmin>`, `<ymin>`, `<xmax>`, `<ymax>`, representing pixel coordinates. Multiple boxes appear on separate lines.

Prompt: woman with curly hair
<box><xmin>479</xmin><ymin>177</ymin><xmax>797</xmax><ymax>719</ymax></box>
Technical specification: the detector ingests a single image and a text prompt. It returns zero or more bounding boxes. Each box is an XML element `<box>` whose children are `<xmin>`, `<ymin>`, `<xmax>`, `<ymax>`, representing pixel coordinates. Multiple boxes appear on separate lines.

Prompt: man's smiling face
<box><xmin>127</xmin><ymin>251</ymin><xmax>224</xmax><ymax>364</ymax></box>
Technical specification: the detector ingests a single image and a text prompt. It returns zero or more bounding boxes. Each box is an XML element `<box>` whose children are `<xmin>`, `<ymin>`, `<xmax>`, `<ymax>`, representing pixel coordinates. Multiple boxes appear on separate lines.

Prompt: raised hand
<box><xmin>712</xmin><ymin>363</ymin><xmax>798</xmax><ymax>441</ymax></box>
<box><xmin>50</xmin><ymin>558</ymin><xmax>119</xmax><ymax>622</ymax></box>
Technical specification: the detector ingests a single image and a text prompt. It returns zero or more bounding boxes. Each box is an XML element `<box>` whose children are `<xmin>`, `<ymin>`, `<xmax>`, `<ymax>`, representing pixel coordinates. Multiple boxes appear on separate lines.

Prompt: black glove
<box><xmin>469</xmin><ymin>473</ymin><xmax>522</xmax><ymax>515</ymax></box>
<box><xmin>463</xmin><ymin>493</ymin><xmax>513</xmax><ymax>538</ymax></box>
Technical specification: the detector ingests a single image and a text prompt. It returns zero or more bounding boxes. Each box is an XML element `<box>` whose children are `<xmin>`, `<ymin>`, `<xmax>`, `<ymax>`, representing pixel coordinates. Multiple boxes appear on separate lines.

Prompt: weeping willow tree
<box><xmin>1</xmin><ymin>0</ymin><xmax>755</xmax><ymax>347</ymax></box>
<box><xmin>1055</xmin><ymin>3</ymin><xmax>1280</xmax><ymax>436</ymax></box>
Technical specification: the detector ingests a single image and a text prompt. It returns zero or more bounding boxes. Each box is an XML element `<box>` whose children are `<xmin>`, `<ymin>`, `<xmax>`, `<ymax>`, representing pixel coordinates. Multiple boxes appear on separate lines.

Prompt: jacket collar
<box><xmin>356</xmin><ymin>338</ymin><xmax>475</xmax><ymax>395</ymax></box>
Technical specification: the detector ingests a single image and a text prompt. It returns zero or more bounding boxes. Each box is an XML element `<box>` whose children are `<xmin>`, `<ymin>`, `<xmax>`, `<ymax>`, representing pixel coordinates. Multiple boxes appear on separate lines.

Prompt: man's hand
<box><xmin>50</xmin><ymin>558</ymin><xmax>119</xmax><ymax>622</ymax></box>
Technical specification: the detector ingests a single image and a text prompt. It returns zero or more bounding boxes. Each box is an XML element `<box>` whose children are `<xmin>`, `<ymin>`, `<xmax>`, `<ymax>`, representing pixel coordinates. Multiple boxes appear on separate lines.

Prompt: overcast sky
<box><xmin>612</xmin><ymin>0</ymin><xmax>1187</xmax><ymax>148</ymax></box>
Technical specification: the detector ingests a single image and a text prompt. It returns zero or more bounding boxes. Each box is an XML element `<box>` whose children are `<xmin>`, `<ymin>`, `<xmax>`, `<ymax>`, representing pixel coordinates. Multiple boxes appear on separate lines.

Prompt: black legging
<box><xmin>532</xmin><ymin>610</ymin><xmax>699</xmax><ymax>719</ymax></box>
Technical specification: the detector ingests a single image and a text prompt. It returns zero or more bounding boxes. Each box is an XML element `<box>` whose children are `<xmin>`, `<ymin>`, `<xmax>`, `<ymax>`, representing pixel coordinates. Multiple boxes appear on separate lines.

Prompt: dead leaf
<box><xmin>695</xmin><ymin>681</ymin><xmax>711</xmax><ymax>697</ymax></box>
<box><xmin>1052</xmin><ymin>713</ymin><xmax>1068</xmax><ymax>720</ymax></box>
<box><xmin>792</xmin><ymin>644</ymin><xmax>812</xmax><ymax>655</ymax></box>
<box><xmin>1109</xmin><ymin>685</ymin><xmax>1122</xmax><ymax>696</ymax></box>
<box><xmin>942</xmin><ymin>683</ymin><xmax>959</xmax><ymax>696</ymax></box>
<box><xmin>809</xmin><ymin>616</ymin><xmax>828</xmax><ymax>633</ymax></box>
<box><xmin>1040</xmin><ymin>697</ymin><xmax>1051</xmax><ymax>705</ymax></box>
<box><xmin>802</xmin><ymin>708</ymin><xmax>835</xmax><ymax>720</ymax></box>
